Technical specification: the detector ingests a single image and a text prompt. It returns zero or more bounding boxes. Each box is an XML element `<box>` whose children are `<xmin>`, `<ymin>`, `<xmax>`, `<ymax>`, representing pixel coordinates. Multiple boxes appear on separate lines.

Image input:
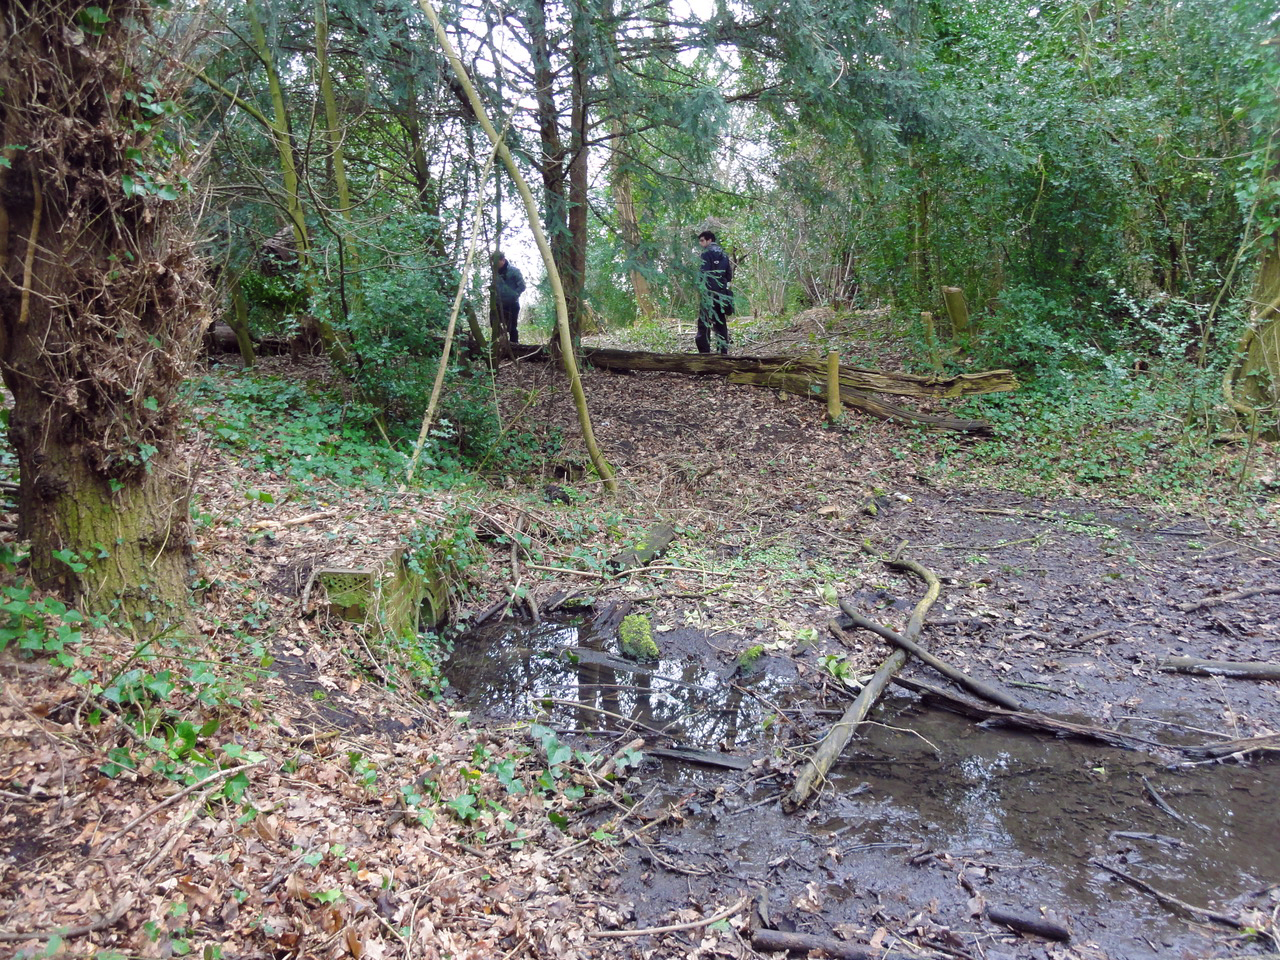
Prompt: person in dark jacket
<box><xmin>493</xmin><ymin>252</ymin><xmax>526</xmax><ymax>345</ymax></box>
<box><xmin>695</xmin><ymin>230</ymin><xmax>734</xmax><ymax>354</ymax></box>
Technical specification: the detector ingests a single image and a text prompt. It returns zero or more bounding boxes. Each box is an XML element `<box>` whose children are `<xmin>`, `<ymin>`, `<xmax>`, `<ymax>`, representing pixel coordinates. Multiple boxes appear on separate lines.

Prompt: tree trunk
<box><xmin>0</xmin><ymin>0</ymin><xmax>208</xmax><ymax>623</ymax></box>
<box><xmin>610</xmin><ymin>124</ymin><xmax>656</xmax><ymax>318</ymax></box>
<box><xmin>227</xmin><ymin>275</ymin><xmax>258</xmax><ymax>367</ymax></box>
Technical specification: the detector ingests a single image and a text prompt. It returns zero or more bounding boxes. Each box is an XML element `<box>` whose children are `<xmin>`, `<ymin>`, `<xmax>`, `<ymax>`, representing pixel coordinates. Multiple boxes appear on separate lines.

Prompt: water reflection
<box><xmin>445</xmin><ymin>618</ymin><xmax>792</xmax><ymax>750</ymax></box>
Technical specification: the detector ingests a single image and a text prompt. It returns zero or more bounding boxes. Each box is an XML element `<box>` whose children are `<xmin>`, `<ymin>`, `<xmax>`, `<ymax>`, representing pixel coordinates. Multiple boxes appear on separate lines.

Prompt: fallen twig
<box><xmin>589</xmin><ymin>896</ymin><xmax>748</xmax><ymax>938</ymax></box>
<box><xmin>1175</xmin><ymin>584</ymin><xmax>1280</xmax><ymax>613</ymax></box>
<box><xmin>95</xmin><ymin>760</ymin><xmax>266</xmax><ymax>852</ymax></box>
<box><xmin>1091</xmin><ymin>859</ymin><xmax>1277</xmax><ymax>945</ymax></box>
<box><xmin>0</xmin><ymin>893</ymin><xmax>136</xmax><ymax>943</ymax></box>
<box><xmin>1140</xmin><ymin>775</ymin><xmax>1196</xmax><ymax>827</ymax></box>
<box><xmin>1158</xmin><ymin>656</ymin><xmax>1280</xmax><ymax>681</ymax></box>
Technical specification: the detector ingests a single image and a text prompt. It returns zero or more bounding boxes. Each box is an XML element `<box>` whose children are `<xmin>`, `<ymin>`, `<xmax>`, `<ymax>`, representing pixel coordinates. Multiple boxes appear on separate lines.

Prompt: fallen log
<box><xmin>785</xmin><ymin>558</ymin><xmax>940</xmax><ymax>812</ymax></box>
<box><xmin>573</xmin><ymin>346</ymin><xmax>1019</xmax><ymax>398</ymax></box>
<box><xmin>522</xmin><ymin>345</ymin><xmax>1011</xmax><ymax>433</ymax></box>
<box><xmin>837</xmin><ymin>604</ymin><xmax>1023</xmax><ymax>710</ymax></box>
<box><xmin>986</xmin><ymin>906</ymin><xmax>1071</xmax><ymax>942</ymax></box>
<box><xmin>1158</xmin><ymin>656</ymin><xmax>1280</xmax><ymax>681</ymax></box>
<box><xmin>751</xmin><ymin>928</ymin><xmax>932</xmax><ymax>959</ymax></box>
<box><xmin>647</xmin><ymin>747</ymin><xmax>754</xmax><ymax>771</ymax></box>
<box><xmin>727</xmin><ymin>371</ymin><xmax>994</xmax><ymax>434</ymax></box>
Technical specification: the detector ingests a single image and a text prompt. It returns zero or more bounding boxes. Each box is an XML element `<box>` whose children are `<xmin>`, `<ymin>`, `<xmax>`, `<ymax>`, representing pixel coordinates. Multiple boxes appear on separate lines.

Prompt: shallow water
<box><xmin>445</xmin><ymin>618</ymin><xmax>1280</xmax><ymax>957</ymax></box>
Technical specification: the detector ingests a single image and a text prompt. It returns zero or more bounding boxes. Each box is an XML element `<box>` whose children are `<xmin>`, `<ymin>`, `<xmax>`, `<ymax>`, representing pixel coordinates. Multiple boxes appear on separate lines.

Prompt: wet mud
<box><xmin>445</xmin><ymin>492</ymin><xmax>1280</xmax><ymax>959</ymax></box>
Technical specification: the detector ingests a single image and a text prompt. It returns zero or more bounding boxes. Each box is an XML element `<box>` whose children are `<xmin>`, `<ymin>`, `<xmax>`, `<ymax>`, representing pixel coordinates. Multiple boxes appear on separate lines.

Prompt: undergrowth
<box><xmin>920</xmin><ymin>364</ymin><xmax>1274</xmax><ymax>508</ymax></box>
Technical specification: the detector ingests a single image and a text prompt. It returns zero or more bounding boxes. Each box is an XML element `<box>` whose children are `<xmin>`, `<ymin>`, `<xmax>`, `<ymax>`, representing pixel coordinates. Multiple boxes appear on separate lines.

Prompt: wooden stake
<box><xmin>942</xmin><ymin>285</ymin><xmax>970</xmax><ymax>337</ymax></box>
<box><xmin>921</xmin><ymin>310</ymin><xmax>942</xmax><ymax>371</ymax></box>
<box><xmin>826</xmin><ymin>350</ymin><xmax>842</xmax><ymax>420</ymax></box>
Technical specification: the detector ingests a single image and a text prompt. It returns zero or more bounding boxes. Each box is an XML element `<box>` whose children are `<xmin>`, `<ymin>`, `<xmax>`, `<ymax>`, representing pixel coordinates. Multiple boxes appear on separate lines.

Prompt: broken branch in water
<box><xmin>785</xmin><ymin>557</ymin><xmax>940</xmax><ymax>812</ymax></box>
<box><xmin>890</xmin><ymin>676</ymin><xmax>1278</xmax><ymax>760</ymax></box>
<box><xmin>837</xmin><ymin>603</ymin><xmax>1023</xmax><ymax>711</ymax></box>
<box><xmin>1091</xmin><ymin>859</ymin><xmax>1277</xmax><ymax>946</ymax></box>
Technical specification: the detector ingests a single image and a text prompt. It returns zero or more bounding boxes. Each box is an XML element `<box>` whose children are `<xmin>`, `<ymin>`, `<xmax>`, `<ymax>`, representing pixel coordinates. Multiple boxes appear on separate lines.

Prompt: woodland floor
<box><xmin>1</xmin><ymin>310</ymin><xmax>1278</xmax><ymax>960</ymax></box>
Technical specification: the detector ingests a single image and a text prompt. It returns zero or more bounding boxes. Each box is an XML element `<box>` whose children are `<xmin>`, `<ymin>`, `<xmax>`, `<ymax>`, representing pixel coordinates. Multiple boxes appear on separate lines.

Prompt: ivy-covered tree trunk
<box><xmin>0</xmin><ymin>0</ymin><xmax>208</xmax><ymax>624</ymax></box>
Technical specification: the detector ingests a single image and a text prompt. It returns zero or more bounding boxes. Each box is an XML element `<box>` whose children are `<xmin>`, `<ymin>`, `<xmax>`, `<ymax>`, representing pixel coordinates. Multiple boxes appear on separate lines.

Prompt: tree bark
<box><xmin>0</xmin><ymin>0</ymin><xmax>209</xmax><ymax>622</ymax></box>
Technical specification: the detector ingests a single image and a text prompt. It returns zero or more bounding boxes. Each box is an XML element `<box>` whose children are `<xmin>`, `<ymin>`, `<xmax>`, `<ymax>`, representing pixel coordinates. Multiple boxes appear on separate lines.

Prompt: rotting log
<box><xmin>837</xmin><ymin>604</ymin><xmax>1023</xmax><ymax>710</ymax></box>
<box><xmin>727</xmin><ymin>369</ymin><xmax>994</xmax><ymax>434</ymax></box>
<box><xmin>1158</xmin><ymin>657</ymin><xmax>1280</xmax><ymax>681</ymax></box>
<box><xmin>986</xmin><ymin>906</ymin><xmax>1070</xmax><ymax>942</ymax></box>
<box><xmin>647</xmin><ymin>747</ymin><xmax>753</xmax><ymax>771</ymax></box>
<box><xmin>785</xmin><ymin>558</ymin><xmax>940</xmax><ymax>812</ymax></box>
<box><xmin>751</xmin><ymin>928</ymin><xmax>932</xmax><ymax>959</ymax></box>
<box><xmin>607</xmin><ymin>523</ymin><xmax>676</xmax><ymax>574</ymax></box>
<box><xmin>568</xmin><ymin>346</ymin><xmax>1018</xmax><ymax>398</ymax></box>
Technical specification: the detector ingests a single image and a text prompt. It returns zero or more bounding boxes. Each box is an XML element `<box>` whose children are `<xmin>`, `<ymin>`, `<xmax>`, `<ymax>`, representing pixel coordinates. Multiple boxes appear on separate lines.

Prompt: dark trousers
<box><xmin>696</xmin><ymin>306</ymin><xmax>730</xmax><ymax>354</ymax></box>
<box><xmin>499</xmin><ymin>300</ymin><xmax>521</xmax><ymax>344</ymax></box>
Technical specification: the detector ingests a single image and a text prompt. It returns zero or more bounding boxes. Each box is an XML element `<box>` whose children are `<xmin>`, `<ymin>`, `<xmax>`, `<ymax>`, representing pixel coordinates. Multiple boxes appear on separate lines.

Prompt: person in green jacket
<box><xmin>493</xmin><ymin>252</ymin><xmax>527</xmax><ymax>345</ymax></box>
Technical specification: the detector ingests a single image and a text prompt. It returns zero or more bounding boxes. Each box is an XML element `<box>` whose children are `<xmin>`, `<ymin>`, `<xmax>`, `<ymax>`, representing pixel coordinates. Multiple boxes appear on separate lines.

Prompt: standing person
<box><xmin>493</xmin><ymin>252</ymin><xmax>526</xmax><ymax>345</ymax></box>
<box><xmin>695</xmin><ymin>230</ymin><xmax>734</xmax><ymax>354</ymax></box>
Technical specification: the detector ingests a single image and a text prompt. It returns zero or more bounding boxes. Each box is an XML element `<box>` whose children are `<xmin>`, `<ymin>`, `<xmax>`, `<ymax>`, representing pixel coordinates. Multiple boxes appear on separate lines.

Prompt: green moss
<box><xmin>618</xmin><ymin>613</ymin><xmax>660</xmax><ymax>661</ymax></box>
<box><xmin>737</xmin><ymin>644</ymin><xmax>766</xmax><ymax>674</ymax></box>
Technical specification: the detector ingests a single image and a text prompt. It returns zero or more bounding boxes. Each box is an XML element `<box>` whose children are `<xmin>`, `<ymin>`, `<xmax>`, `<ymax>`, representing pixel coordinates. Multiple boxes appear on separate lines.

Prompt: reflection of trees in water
<box><xmin>447</xmin><ymin>621</ymin><xmax>785</xmax><ymax>749</ymax></box>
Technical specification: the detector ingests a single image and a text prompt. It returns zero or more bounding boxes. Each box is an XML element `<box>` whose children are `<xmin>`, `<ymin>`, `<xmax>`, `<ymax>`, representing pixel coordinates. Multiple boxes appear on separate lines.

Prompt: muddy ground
<box><xmin>444</xmin><ymin>341</ymin><xmax>1280</xmax><ymax>959</ymax></box>
<box><xmin>2</xmin><ymin>319</ymin><xmax>1277</xmax><ymax>960</ymax></box>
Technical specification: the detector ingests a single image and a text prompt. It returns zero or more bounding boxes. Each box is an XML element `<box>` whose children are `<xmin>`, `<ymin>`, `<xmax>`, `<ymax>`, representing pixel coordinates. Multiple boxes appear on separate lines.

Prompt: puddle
<box><xmin>445</xmin><ymin>619</ymin><xmax>1280</xmax><ymax>958</ymax></box>
<box><xmin>445</xmin><ymin>618</ymin><xmax>797</xmax><ymax>750</ymax></box>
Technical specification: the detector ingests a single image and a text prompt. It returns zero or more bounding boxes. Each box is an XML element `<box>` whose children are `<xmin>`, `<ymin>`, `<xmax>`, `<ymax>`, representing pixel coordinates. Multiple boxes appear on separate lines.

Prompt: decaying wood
<box><xmin>837</xmin><ymin>603</ymin><xmax>1023</xmax><ymax>710</ymax></box>
<box><xmin>1092</xmin><ymin>859</ymin><xmax>1277</xmax><ymax>945</ymax></box>
<box><xmin>607</xmin><ymin>524</ymin><xmax>676</xmax><ymax>573</ymax></box>
<box><xmin>785</xmin><ymin>558</ymin><xmax>940</xmax><ymax>812</ymax></box>
<box><xmin>1177</xmin><ymin>733</ymin><xmax>1280</xmax><ymax>761</ymax></box>
<box><xmin>1175</xmin><ymin>584</ymin><xmax>1280</xmax><ymax>612</ymax></box>
<box><xmin>986</xmin><ymin>906</ymin><xmax>1071</xmax><ymax>942</ymax></box>
<box><xmin>727</xmin><ymin>368</ymin><xmax>995</xmax><ymax>434</ymax></box>
<box><xmin>572</xmin><ymin>347</ymin><xmax>1018</xmax><ymax>398</ymax></box>
<box><xmin>751</xmin><ymin>928</ymin><xmax>931</xmax><ymax>959</ymax></box>
<box><xmin>1158</xmin><ymin>656</ymin><xmax>1280</xmax><ymax>680</ymax></box>
<box><xmin>894</xmin><ymin>676</ymin><xmax>1280</xmax><ymax>761</ymax></box>
<box><xmin>523</xmin><ymin>345</ymin><xmax>1016</xmax><ymax>433</ymax></box>
<box><xmin>647</xmin><ymin>747</ymin><xmax>754</xmax><ymax>771</ymax></box>
<box><xmin>942</xmin><ymin>285</ymin><xmax>971</xmax><ymax>337</ymax></box>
